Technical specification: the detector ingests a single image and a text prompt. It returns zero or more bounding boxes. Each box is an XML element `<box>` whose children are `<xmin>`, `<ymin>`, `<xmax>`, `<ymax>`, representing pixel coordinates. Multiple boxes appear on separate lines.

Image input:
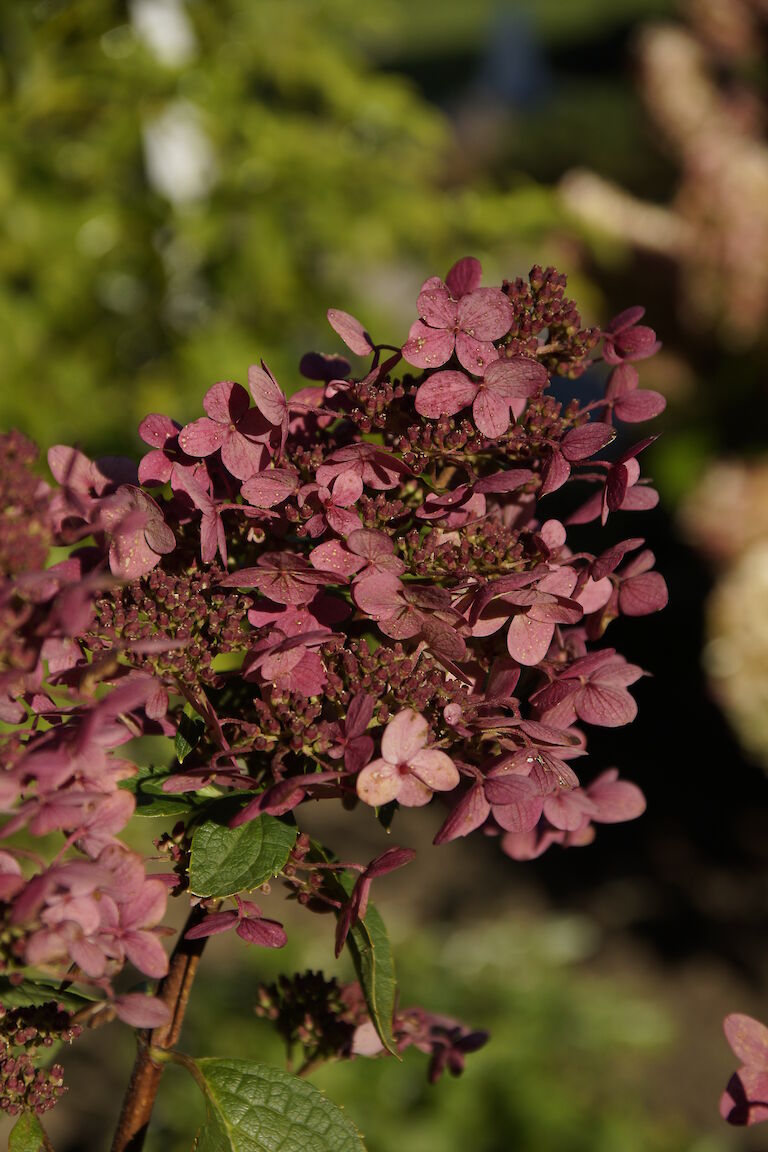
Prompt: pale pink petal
<box><xmin>114</xmin><ymin>993</ymin><xmax>171</xmax><ymax>1029</ymax></box>
<box><xmin>402</xmin><ymin>321</ymin><xmax>455</xmax><ymax>369</ymax></box>
<box><xmin>577</xmin><ymin>577</ymin><xmax>614</xmax><ymax>614</ymax></box>
<box><xmin>69</xmin><ymin>937</ymin><xmax>107</xmax><ymax>978</ymax></box>
<box><xmin>356</xmin><ymin>759</ymin><xmax>401</xmax><ymax>806</ymax></box>
<box><xmin>410</xmin><ymin>748</ymin><xmax>459</xmax><ymax>792</ymax></box>
<box><xmin>396</xmin><ymin>773</ymin><xmax>433</xmax><ymax>807</ymax></box>
<box><xmin>415</xmin><ymin>371</ymin><xmax>478</xmax><ymax>418</ymax></box>
<box><xmin>543</xmin><ymin>789</ymin><xmax>597</xmax><ymax>831</ymax></box>
<box><xmin>123</xmin><ymin>930</ymin><xmax>169</xmax><ymax>978</ymax></box>
<box><xmin>458</xmin><ymin>288</ymin><xmax>512</xmax><ymax>340</ymax></box>
<box><xmin>724</xmin><ymin>1015</ymin><xmax>768</xmax><ymax>1068</ymax></box>
<box><xmin>381</xmin><ymin>709</ymin><xmax>428</xmax><ymax>764</ymax></box>
<box><xmin>587</xmin><ymin>772</ymin><xmax>646</xmax><ymax>822</ymax></box>
<box><xmin>507</xmin><ymin>613</ymin><xmax>555</xmax><ymax>666</ymax></box>
<box><xmin>327</xmin><ymin>309</ymin><xmax>375</xmax><ymax>356</ymax></box>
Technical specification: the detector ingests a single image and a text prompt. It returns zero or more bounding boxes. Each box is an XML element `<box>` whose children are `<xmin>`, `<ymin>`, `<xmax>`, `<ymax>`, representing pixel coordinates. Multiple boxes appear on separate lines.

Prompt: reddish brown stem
<box><xmin>110</xmin><ymin>907</ymin><xmax>207</xmax><ymax>1152</ymax></box>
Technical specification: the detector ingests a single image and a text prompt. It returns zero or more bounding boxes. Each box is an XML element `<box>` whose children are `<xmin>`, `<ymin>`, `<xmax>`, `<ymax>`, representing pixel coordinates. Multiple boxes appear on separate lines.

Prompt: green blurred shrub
<box><xmin>0</xmin><ymin>0</ymin><xmax>564</xmax><ymax>454</ymax></box>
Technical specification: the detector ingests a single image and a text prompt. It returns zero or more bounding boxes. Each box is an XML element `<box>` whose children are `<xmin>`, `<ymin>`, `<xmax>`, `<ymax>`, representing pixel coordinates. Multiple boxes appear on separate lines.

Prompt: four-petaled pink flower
<box><xmin>602</xmin><ymin>306</ymin><xmax>660</xmax><ymax>365</ymax></box>
<box><xmin>415</xmin><ymin>357</ymin><xmax>547</xmax><ymax>438</ymax></box>
<box><xmin>531</xmin><ymin>649</ymin><xmax>644</xmax><ymax>728</ymax></box>
<box><xmin>219</xmin><ymin>552</ymin><xmax>345</xmax><ymax>605</ymax></box>
<box><xmin>316</xmin><ymin>443</ymin><xmax>412</xmax><ymax>491</ymax></box>
<box><xmin>356</xmin><ymin>710</ymin><xmax>459</xmax><ymax>808</ymax></box>
<box><xmin>721</xmin><ymin>1013</ymin><xmax>768</xmax><ymax>1126</ymax></box>
<box><xmin>179</xmin><ymin>380</ymin><xmax>269</xmax><ymax>481</ymax></box>
<box><xmin>100</xmin><ymin>486</ymin><xmax>176</xmax><ymax>580</ymax></box>
<box><xmin>402</xmin><ymin>267</ymin><xmax>512</xmax><ymax>373</ymax></box>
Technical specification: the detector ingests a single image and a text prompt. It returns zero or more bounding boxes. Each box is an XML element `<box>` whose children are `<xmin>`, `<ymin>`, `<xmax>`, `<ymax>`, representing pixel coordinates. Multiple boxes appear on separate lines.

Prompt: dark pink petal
<box><xmin>402</xmin><ymin>321</ymin><xmax>455</xmax><ymax>369</ymax></box>
<box><xmin>331</xmin><ymin>469</ymin><xmax>364</xmax><ymax>506</ymax></box>
<box><xmin>724</xmin><ymin>1015</ymin><xmax>768</xmax><ymax>1068</ymax></box>
<box><xmin>620</xmin><ymin>486</ymin><xmax>659</xmax><ymax>512</ymax></box>
<box><xmin>614</xmin><ymin>390</ymin><xmax>666</xmax><ymax>422</ymax></box>
<box><xmin>484</xmin><ymin>357</ymin><xmax>547</xmax><ymax>399</ymax></box>
<box><xmin>541</xmin><ymin>448</ymin><xmax>572</xmax><ymax>495</ymax></box>
<box><xmin>309</xmin><ymin>540</ymin><xmax>365</xmax><ymax>578</ymax></box>
<box><xmin>473</xmin><ymin>388</ymin><xmax>510</xmax><ymax>438</ymax></box>
<box><xmin>575</xmin><ymin>685</ymin><xmax>637</xmax><ymax>727</ymax></box>
<box><xmin>415</xmin><ymin>371</ymin><xmax>477</xmax><ymax>418</ymax></box>
<box><xmin>561</xmin><ymin>423</ymin><xmax>615</xmax><ymax>462</ymax></box>
<box><xmin>458</xmin><ymin>288</ymin><xmax>512</xmax><ymax>341</ymax></box>
<box><xmin>434</xmin><ymin>785</ymin><xmax>491</xmax><ymax>844</ymax></box>
<box><xmin>455</xmin><ymin>333</ymin><xmax>499</xmax><ymax>375</ymax></box>
<box><xmin>236</xmin><ymin>917</ymin><xmax>287</xmax><ymax>948</ymax></box>
<box><xmin>242</xmin><ymin>469</ymin><xmax>299</xmax><ymax>508</ymax></box>
<box><xmin>114</xmin><ymin>994</ymin><xmax>171</xmax><ymax>1029</ymax></box>
<box><xmin>606</xmin><ymin>463</ymin><xmax>629</xmax><ymax>511</ymax></box>
<box><xmin>204</xmin><ymin>380</ymin><xmax>250</xmax><ymax>423</ymax></box>
<box><xmin>612</xmin><ymin>326</ymin><xmax>660</xmax><ymax>362</ymax></box>
<box><xmin>346</xmin><ymin>693</ymin><xmax>376</xmax><ymax>739</ymax></box>
<box><xmin>178</xmin><ymin>417</ymin><xmax>226</xmax><ymax>458</ymax></box>
<box><xmin>138</xmin><ymin>413</ymin><xmax>180</xmax><ymax>448</ymax></box>
<box><xmin>248</xmin><ymin>363</ymin><xmax>287</xmax><ymax>427</ymax></box>
<box><xmin>365</xmin><ymin>846</ymin><xmax>417</xmax><ymax>880</ymax></box>
<box><xmin>353</xmin><ymin>572</ymin><xmax>404</xmax><ymax>617</ymax></box>
<box><xmin>566</xmin><ymin>491</ymin><xmax>602</xmax><ymax>525</ymax></box>
<box><xmin>327</xmin><ymin>309</ymin><xmax>375</xmax><ymax>356</ymax></box>
<box><xmin>419</xmin><ymin>613</ymin><xmax>467</xmax><ymax>662</ymax></box>
<box><xmin>474</xmin><ymin>468</ymin><xmax>534</xmax><ymax>493</ymax></box>
<box><xmin>220</xmin><ymin>430</ymin><xmax>266</xmax><ymax>481</ymax></box>
<box><xmin>417</xmin><ymin>281</ymin><xmax>458</xmax><ymax>328</ymax></box>
<box><xmin>543</xmin><ymin>789</ymin><xmax>597</xmax><ymax>832</ymax></box>
<box><xmin>721</xmin><ymin>1068</ymin><xmax>768</xmax><ymax>1125</ymax></box>
<box><xmin>605</xmin><ymin>363</ymin><xmax>639</xmax><ymax>398</ymax></box>
<box><xmin>185</xmin><ymin>911</ymin><xmax>238</xmax><ymax>939</ymax></box>
<box><xmin>592</xmin><ymin>538</ymin><xmax>644</xmax><ymax>581</ymax></box>
<box><xmin>345</xmin><ymin>735</ymin><xmax>374</xmax><ymax>774</ymax></box>
<box><xmin>446</xmin><ymin>257</ymin><xmax>483</xmax><ymax>298</ymax></box>
<box><xmin>605</xmin><ymin>306</ymin><xmax>645</xmax><ymax>334</ymax></box>
<box><xmin>619</xmin><ymin>571</ymin><xmax>668</xmax><ymax>615</ymax></box>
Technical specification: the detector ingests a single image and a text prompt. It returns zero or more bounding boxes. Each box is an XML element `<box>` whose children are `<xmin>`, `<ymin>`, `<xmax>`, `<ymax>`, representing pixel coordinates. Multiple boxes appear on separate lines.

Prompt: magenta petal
<box><xmin>434</xmin><ymin>785</ymin><xmax>491</xmax><ymax>844</ymax></box>
<box><xmin>541</xmin><ymin>448</ymin><xmax>571</xmax><ymax>496</ymax></box>
<box><xmin>417</xmin><ymin>281</ymin><xmax>458</xmax><ymax>328</ymax></box>
<box><xmin>446</xmin><ymin>257</ymin><xmax>483</xmax><ymax>298</ymax></box>
<box><xmin>402</xmin><ymin>321</ymin><xmax>456</xmax><ymax>369</ymax></box>
<box><xmin>561</xmin><ymin>423</ymin><xmax>615</xmax><ymax>462</ymax></box>
<box><xmin>366</xmin><ymin>846</ymin><xmax>417</xmax><ymax>879</ymax></box>
<box><xmin>326</xmin><ymin>308</ymin><xmax>375</xmax><ymax>356</ymax></box>
<box><xmin>458</xmin><ymin>288</ymin><xmax>512</xmax><ymax>340</ymax></box>
<box><xmin>220</xmin><ymin>431</ymin><xmax>266</xmax><ymax>481</ymax></box>
<box><xmin>415</xmin><ymin>371</ymin><xmax>477</xmax><ymax>419</ymax></box>
<box><xmin>114</xmin><ymin>994</ymin><xmax>171</xmax><ymax>1029</ymax></box>
<box><xmin>179</xmin><ymin>417</ymin><xmax>226</xmax><ymax>458</ymax></box>
<box><xmin>473</xmin><ymin>388</ymin><xmax>510</xmax><ymax>438</ymax></box>
<box><xmin>236</xmin><ymin>917</ymin><xmax>287</xmax><ymax>948</ymax></box>
<box><xmin>614</xmin><ymin>390</ymin><xmax>666</xmax><ymax>422</ymax></box>
<box><xmin>485</xmin><ymin>356</ymin><xmax>547</xmax><ymax>399</ymax></box>
<box><xmin>185</xmin><ymin>911</ymin><xmax>239</xmax><ymax>939</ymax></box>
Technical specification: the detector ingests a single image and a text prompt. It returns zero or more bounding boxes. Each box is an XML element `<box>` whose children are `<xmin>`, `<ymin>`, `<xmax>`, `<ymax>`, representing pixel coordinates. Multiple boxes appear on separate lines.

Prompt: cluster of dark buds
<box><xmin>0</xmin><ymin>257</ymin><xmax>666</xmax><ymax>1141</ymax></box>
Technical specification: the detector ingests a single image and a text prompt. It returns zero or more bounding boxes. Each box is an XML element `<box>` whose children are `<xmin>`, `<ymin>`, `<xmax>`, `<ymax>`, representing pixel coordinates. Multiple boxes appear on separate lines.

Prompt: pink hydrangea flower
<box><xmin>414</xmin><ymin>356</ymin><xmax>547</xmax><ymax>438</ymax></box>
<box><xmin>356</xmin><ymin>710</ymin><xmax>459</xmax><ymax>808</ymax></box>
<box><xmin>179</xmin><ymin>380</ymin><xmax>269</xmax><ymax>481</ymax></box>
<box><xmin>402</xmin><ymin>267</ymin><xmax>512</xmax><ymax>373</ymax></box>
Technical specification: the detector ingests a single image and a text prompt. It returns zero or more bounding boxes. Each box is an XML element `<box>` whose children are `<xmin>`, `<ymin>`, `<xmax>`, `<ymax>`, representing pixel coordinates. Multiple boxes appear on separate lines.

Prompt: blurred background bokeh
<box><xmin>3</xmin><ymin>0</ymin><xmax>768</xmax><ymax>1148</ymax></box>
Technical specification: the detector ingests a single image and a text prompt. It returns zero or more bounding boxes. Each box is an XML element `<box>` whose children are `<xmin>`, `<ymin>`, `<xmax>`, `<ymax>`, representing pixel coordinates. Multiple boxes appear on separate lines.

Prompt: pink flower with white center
<box><xmin>178</xmin><ymin>380</ymin><xmax>270</xmax><ymax>481</ymax></box>
<box><xmin>356</xmin><ymin>710</ymin><xmax>459</xmax><ymax>808</ymax></box>
<box><xmin>602</xmin><ymin>306</ymin><xmax>661</xmax><ymax>365</ymax></box>
<box><xmin>415</xmin><ymin>356</ymin><xmax>547</xmax><ymax>439</ymax></box>
<box><xmin>402</xmin><ymin>270</ymin><xmax>512</xmax><ymax>373</ymax></box>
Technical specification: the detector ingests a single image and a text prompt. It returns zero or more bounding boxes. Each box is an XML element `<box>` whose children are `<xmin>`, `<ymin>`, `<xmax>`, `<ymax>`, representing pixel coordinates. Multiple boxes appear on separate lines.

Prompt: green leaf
<box><xmin>175</xmin><ymin>710</ymin><xmax>205</xmax><ymax>764</ymax></box>
<box><xmin>191</xmin><ymin>1058</ymin><xmax>366</xmax><ymax>1151</ymax></box>
<box><xmin>341</xmin><ymin>878</ymin><xmax>399</xmax><ymax>1057</ymax></box>
<box><xmin>0</xmin><ymin>976</ymin><xmax>95</xmax><ymax>1012</ymax></box>
<box><xmin>9</xmin><ymin>1112</ymin><xmax>47</xmax><ymax>1152</ymax></box>
<box><xmin>120</xmin><ymin>765</ymin><xmax>200</xmax><ymax>818</ymax></box>
<box><xmin>189</xmin><ymin>813</ymin><xmax>297</xmax><ymax>898</ymax></box>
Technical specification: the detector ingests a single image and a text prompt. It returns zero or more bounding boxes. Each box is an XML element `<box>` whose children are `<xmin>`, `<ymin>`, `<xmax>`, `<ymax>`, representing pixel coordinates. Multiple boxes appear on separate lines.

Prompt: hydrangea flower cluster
<box><xmin>0</xmin><ymin>259</ymin><xmax>666</xmax><ymax>1141</ymax></box>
